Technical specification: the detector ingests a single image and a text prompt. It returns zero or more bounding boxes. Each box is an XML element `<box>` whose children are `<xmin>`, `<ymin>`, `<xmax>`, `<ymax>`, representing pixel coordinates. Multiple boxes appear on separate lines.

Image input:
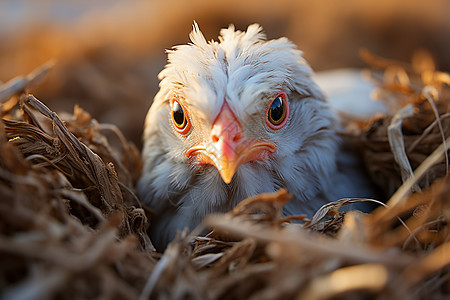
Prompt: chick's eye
<box><xmin>172</xmin><ymin>101</ymin><xmax>185</xmax><ymax>128</ymax></box>
<box><xmin>268</xmin><ymin>97</ymin><xmax>285</xmax><ymax>124</ymax></box>
<box><xmin>266</xmin><ymin>92</ymin><xmax>289</xmax><ymax>130</ymax></box>
<box><xmin>171</xmin><ymin>100</ymin><xmax>191</xmax><ymax>134</ymax></box>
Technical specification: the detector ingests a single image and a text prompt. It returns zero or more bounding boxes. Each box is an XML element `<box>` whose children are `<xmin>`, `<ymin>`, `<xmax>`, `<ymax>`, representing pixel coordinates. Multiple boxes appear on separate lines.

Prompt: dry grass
<box><xmin>0</xmin><ymin>52</ymin><xmax>449</xmax><ymax>299</ymax></box>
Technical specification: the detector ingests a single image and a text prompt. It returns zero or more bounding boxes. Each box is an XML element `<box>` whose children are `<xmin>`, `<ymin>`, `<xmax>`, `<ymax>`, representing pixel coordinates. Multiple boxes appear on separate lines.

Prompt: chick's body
<box><xmin>137</xmin><ymin>24</ymin><xmax>373</xmax><ymax>250</ymax></box>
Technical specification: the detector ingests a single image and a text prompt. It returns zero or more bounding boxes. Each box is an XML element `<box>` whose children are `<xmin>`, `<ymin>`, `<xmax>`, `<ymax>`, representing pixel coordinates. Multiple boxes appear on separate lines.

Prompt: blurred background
<box><xmin>1</xmin><ymin>0</ymin><xmax>449</xmax><ymax>148</ymax></box>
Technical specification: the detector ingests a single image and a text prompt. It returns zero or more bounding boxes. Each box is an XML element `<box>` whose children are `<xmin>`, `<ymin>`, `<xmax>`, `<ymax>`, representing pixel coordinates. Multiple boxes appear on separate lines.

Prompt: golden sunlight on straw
<box><xmin>300</xmin><ymin>264</ymin><xmax>389</xmax><ymax>299</ymax></box>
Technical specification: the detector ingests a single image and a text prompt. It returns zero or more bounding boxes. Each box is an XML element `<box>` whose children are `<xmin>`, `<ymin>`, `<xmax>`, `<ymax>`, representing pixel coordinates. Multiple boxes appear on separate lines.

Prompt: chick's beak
<box><xmin>186</xmin><ymin>101</ymin><xmax>276</xmax><ymax>184</ymax></box>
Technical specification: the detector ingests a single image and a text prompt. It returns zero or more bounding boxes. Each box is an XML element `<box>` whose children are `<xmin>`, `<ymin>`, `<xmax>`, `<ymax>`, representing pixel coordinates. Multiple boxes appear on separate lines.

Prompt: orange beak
<box><xmin>186</xmin><ymin>101</ymin><xmax>276</xmax><ymax>184</ymax></box>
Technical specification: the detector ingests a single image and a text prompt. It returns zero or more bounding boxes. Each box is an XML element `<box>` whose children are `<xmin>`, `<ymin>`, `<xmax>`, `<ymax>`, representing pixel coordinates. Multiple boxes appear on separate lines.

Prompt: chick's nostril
<box><xmin>232</xmin><ymin>132</ymin><xmax>242</xmax><ymax>143</ymax></box>
<box><xmin>211</xmin><ymin>101</ymin><xmax>243</xmax><ymax>145</ymax></box>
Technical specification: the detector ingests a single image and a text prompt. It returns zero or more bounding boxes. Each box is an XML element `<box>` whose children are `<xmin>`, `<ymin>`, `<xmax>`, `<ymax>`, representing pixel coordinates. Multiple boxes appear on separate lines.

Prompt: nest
<box><xmin>0</xmin><ymin>53</ymin><xmax>449</xmax><ymax>299</ymax></box>
<box><xmin>359</xmin><ymin>49</ymin><xmax>450</xmax><ymax>198</ymax></box>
